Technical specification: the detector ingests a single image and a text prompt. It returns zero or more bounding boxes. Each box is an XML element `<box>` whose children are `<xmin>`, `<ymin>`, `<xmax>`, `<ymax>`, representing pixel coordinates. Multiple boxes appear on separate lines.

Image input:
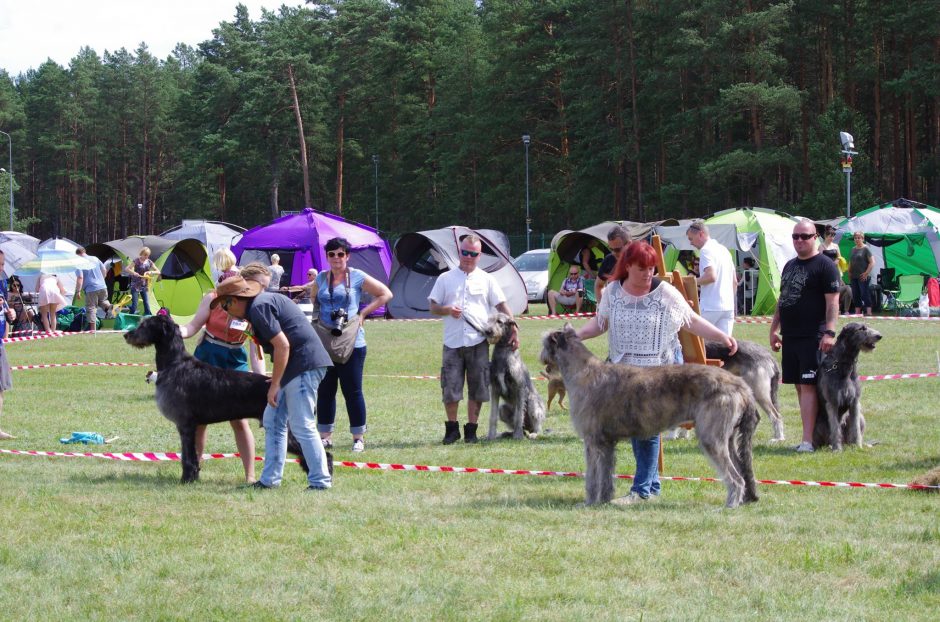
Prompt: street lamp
<box><xmin>522</xmin><ymin>134</ymin><xmax>531</xmax><ymax>251</ymax></box>
<box><xmin>372</xmin><ymin>155</ymin><xmax>379</xmax><ymax>231</ymax></box>
<box><xmin>0</xmin><ymin>130</ymin><xmax>13</xmax><ymax>230</ymax></box>
<box><xmin>840</xmin><ymin>131</ymin><xmax>857</xmax><ymax>219</ymax></box>
<box><xmin>137</xmin><ymin>203</ymin><xmax>143</xmax><ymax>234</ymax></box>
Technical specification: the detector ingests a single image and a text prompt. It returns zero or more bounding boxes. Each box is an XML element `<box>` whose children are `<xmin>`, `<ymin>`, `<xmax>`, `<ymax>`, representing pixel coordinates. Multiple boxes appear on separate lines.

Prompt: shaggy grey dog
<box><xmin>813</xmin><ymin>322</ymin><xmax>882</xmax><ymax>450</ymax></box>
<box><xmin>540</xmin><ymin>324</ymin><xmax>759</xmax><ymax>508</ymax></box>
<box><xmin>705</xmin><ymin>339</ymin><xmax>786</xmax><ymax>442</ymax></box>
<box><xmin>468</xmin><ymin>312</ymin><xmax>546</xmax><ymax>440</ymax></box>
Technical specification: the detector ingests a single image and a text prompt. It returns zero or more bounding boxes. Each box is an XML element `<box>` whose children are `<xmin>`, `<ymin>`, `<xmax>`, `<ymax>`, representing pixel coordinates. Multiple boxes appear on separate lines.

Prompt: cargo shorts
<box><xmin>441</xmin><ymin>341</ymin><xmax>490</xmax><ymax>403</ymax></box>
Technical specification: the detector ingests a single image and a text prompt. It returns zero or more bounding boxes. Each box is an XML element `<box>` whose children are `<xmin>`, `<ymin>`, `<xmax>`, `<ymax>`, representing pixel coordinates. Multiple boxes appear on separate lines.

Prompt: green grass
<box><xmin>1</xmin><ymin>310</ymin><xmax>938</xmax><ymax>620</ymax></box>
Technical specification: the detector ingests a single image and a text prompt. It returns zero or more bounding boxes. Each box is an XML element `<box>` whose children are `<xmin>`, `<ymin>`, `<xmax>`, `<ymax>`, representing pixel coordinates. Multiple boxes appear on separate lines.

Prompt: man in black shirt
<box><xmin>769</xmin><ymin>219</ymin><xmax>841</xmax><ymax>453</ymax></box>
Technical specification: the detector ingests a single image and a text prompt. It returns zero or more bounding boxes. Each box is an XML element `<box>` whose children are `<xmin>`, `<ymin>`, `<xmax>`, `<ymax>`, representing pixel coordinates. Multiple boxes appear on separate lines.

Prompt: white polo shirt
<box><xmin>698</xmin><ymin>237</ymin><xmax>736</xmax><ymax>313</ymax></box>
<box><xmin>428</xmin><ymin>267</ymin><xmax>506</xmax><ymax>348</ymax></box>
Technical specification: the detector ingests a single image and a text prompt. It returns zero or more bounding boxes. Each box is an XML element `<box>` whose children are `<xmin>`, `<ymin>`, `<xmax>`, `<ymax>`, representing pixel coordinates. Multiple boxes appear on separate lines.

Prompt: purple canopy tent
<box><xmin>231</xmin><ymin>207</ymin><xmax>392</xmax><ymax>308</ymax></box>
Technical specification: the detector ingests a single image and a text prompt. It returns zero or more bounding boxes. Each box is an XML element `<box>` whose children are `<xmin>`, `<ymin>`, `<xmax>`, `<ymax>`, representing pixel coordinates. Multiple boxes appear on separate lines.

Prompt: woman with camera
<box><xmin>312</xmin><ymin>237</ymin><xmax>392</xmax><ymax>452</ymax></box>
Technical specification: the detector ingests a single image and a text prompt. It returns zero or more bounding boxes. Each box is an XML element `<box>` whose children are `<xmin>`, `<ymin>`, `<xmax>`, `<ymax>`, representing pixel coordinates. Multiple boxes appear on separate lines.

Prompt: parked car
<box><xmin>513</xmin><ymin>248</ymin><xmax>550</xmax><ymax>303</ymax></box>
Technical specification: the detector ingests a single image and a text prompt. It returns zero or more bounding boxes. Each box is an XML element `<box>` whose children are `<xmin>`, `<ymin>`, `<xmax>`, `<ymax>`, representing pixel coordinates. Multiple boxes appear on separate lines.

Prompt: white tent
<box><xmin>161</xmin><ymin>220</ymin><xmax>244</xmax><ymax>282</ymax></box>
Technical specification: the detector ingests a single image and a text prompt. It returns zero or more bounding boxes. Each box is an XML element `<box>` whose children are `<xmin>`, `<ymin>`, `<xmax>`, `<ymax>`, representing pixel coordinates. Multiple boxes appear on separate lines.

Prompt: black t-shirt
<box><xmin>778</xmin><ymin>253</ymin><xmax>841</xmax><ymax>338</ymax></box>
<box><xmin>247</xmin><ymin>292</ymin><xmax>333</xmax><ymax>385</ymax></box>
<box><xmin>597</xmin><ymin>253</ymin><xmax>617</xmax><ymax>282</ymax></box>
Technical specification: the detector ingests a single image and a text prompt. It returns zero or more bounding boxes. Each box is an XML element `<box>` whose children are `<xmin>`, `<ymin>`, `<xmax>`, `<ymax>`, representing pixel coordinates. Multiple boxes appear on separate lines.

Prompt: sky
<box><xmin>0</xmin><ymin>1</ymin><xmax>300</xmax><ymax>77</ymax></box>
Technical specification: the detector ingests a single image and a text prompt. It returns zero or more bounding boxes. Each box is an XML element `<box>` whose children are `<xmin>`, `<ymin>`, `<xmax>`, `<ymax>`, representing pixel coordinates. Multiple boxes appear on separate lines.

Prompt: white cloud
<box><xmin>0</xmin><ymin>0</ymin><xmax>293</xmax><ymax>76</ymax></box>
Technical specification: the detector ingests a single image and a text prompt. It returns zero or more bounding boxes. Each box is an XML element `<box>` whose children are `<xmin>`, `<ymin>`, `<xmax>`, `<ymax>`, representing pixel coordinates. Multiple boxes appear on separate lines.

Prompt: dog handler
<box><xmin>429</xmin><ymin>234</ymin><xmax>518</xmax><ymax>444</ymax></box>
<box><xmin>575</xmin><ymin>241</ymin><xmax>737</xmax><ymax>504</ymax></box>
<box><xmin>770</xmin><ymin>219</ymin><xmax>841</xmax><ymax>453</ymax></box>
<box><xmin>212</xmin><ymin>276</ymin><xmax>334</xmax><ymax>490</ymax></box>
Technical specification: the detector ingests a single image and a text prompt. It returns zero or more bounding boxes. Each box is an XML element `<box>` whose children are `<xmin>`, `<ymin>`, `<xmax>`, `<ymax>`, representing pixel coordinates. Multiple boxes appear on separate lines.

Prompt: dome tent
<box><xmin>161</xmin><ymin>220</ymin><xmax>244</xmax><ymax>282</ymax></box>
<box><xmin>387</xmin><ymin>227</ymin><xmax>527</xmax><ymax>319</ymax></box>
<box><xmin>231</xmin><ymin>208</ymin><xmax>392</xmax><ymax>295</ymax></box>
<box><xmin>835</xmin><ymin>199</ymin><xmax>940</xmax><ymax>286</ymax></box>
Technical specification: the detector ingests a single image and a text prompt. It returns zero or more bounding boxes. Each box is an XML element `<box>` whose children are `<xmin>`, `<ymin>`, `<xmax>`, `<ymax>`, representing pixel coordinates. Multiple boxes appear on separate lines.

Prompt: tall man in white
<box><xmin>429</xmin><ymin>234</ymin><xmax>517</xmax><ymax>444</ymax></box>
<box><xmin>687</xmin><ymin>220</ymin><xmax>737</xmax><ymax>335</ymax></box>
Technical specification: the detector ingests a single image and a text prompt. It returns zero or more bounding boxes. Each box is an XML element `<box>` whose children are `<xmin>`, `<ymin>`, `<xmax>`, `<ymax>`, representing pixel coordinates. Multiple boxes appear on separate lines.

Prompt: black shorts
<box><xmin>781</xmin><ymin>336</ymin><xmax>822</xmax><ymax>385</ymax></box>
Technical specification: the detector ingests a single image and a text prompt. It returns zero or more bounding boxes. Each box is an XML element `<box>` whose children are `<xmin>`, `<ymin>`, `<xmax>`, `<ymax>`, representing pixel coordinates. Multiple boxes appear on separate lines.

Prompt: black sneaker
<box><xmin>247</xmin><ymin>481</ymin><xmax>273</xmax><ymax>489</ymax></box>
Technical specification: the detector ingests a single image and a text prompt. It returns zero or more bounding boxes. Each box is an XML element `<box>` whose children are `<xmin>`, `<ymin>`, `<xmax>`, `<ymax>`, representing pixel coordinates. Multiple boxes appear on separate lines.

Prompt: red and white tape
<box><xmin>2</xmin><ymin>448</ymin><xmax>935</xmax><ymax>490</ymax></box>
<box><xmin>366</xmin><ymin>372</ymin><xmax>938</xmax><ymax>383</ymax></box>
<box><xmin>10</xmin><ymin>362</ymin><xmax>149</xmax><ymax>371</ymax></box>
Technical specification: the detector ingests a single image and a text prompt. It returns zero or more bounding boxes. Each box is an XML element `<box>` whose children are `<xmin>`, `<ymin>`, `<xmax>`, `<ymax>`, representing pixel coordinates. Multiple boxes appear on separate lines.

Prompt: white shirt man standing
<box><xmin>428</xmin><ymin>234</ymin><xmax>516</xmax><ymax>444</ymax></box>
<box><xmin>687</xmin><ymin>221</ymin><xmax>737</xmax><ymax>335</ymax></box>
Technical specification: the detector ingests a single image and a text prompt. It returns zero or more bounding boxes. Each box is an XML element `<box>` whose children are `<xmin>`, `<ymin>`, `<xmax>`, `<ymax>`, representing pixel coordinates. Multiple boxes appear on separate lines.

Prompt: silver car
<box><xmin>513</xmin><ymin>248</ymin><xmax>551</xmax><ymax>303</ymax></box>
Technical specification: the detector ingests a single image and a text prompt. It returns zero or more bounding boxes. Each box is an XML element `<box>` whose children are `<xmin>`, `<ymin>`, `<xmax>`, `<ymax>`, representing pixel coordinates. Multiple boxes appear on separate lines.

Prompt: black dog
<box><xmin>813</xmin><ymin>322</ymin><xmax>882</xmax><ymax>450</ymax></box>
<box><xmin>124</xmin><ymin>314</ymin><xmax>319</xmax><ymax>482</ymax></box>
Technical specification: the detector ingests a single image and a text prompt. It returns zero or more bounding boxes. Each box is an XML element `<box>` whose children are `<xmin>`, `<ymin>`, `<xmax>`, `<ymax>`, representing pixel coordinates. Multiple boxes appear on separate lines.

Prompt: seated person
<box><xmin>578</xmin><ymin>242</ymin><xmax>602</xmax><ymax>279</ymax></box>
<box><xmin>281</xmin><ymin>268</ymin><xmax>318</xmax><ymax>302</ymax></box>
<box><xmin>7</xmin><ymin>276</ymin><xmax>36</xmax><ymax>334</ymax></box>
<box><xmin>547</xmin><ymin>265</ymin><xmax>586</xmax><ymax>315</ymax></box>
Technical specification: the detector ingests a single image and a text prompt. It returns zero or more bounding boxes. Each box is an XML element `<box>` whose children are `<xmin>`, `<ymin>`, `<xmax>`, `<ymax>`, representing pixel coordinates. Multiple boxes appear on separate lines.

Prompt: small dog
<box><xmin>125</xmin><ymin>314</ymin><xmax>313</xmax><ymax>482</ymax></box>
<box><xmin>468</xmin><ymin>312</ymin><xmax>546</xmax><ymax>440</ymax></box>
<box><xmin>542</xmin><ymin>363</ymin><xmax>567</xmax><ymax>410</ymax></box>
<box><xmin>813</xmin><ymin>322</ymin><xmax>882</xmax><ymax>450</ymax></box>
<box><xmin>541</xmin><ymin>324</ymin><xmax>759</xmax><ymax>508</ymax></box>
<box><xmin>705</xmin><ymin>340</ymin><xmax>785</xmax><ymax>442</ymax></box>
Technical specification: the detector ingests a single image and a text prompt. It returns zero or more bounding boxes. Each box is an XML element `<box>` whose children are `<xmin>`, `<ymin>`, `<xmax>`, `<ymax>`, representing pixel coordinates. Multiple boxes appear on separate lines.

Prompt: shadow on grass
<box><xmin>71</xmin><ymin>470</ymin><xmax>181</xmax><ymax>487</ymax></box>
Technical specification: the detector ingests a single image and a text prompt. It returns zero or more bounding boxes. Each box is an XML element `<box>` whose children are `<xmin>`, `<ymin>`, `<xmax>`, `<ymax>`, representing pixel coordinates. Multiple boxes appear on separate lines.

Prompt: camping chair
<box><xmin>895</xmin><ymin>274</ymin><xmax>925</xmax><ymax>314</ymax></box>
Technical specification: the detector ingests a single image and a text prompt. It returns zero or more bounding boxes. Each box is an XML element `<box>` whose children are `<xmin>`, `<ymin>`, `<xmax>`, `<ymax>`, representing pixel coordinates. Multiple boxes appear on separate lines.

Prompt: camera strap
<box><xmin>327</xmin><ymin>268</ymin><xmax>351</xmax><ymax>316</ymax></box>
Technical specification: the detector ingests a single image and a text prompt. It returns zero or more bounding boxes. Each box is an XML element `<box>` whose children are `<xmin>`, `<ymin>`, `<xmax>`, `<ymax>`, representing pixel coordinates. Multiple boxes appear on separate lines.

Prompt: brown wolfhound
<box><xmin>540</xmin><ymin>324</ymin><xmax>760</xmax><ymax>508</ymax></box>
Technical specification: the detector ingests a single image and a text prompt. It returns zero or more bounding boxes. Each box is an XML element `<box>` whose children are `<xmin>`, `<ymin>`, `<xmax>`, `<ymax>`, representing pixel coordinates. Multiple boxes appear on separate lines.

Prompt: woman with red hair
<box><xmin>575</xmin><ymin>241</ymin><xmax>736</xmax><ymax>504</ymax></box>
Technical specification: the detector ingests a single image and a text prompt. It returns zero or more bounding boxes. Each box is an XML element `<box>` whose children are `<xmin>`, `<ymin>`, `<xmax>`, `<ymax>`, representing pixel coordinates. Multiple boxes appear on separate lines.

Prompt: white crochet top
<box><xmin>596</xmin><ymin>279</ymin><xmax>692</xmax><ymax>367</ymax></box>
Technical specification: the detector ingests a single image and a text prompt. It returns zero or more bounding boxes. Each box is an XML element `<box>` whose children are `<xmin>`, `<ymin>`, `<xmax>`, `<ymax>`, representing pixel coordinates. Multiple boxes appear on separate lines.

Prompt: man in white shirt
<box><xmin>687</xmin><ymin>221</ymin><xmax>737</xmax><ymax>335</ymax></box>
<box><xmin>429</xmin><ymin>234</ymin><xmax>517</xmax><ymax>444</ymax></box>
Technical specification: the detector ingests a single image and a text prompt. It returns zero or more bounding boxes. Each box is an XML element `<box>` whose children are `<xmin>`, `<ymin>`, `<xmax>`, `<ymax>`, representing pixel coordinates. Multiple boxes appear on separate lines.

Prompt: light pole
<box><xmin>0</xmin><ymin>130</ymin><xmax>13</xmax><ymax>230</ymax></box>
<box><xmin>137</xmin><ymin>203</ymin><xmax>143</xmax><ymax>234</ymax></box>
<box><xmin>372</xmin><ymin>154</ymin><xmax>379</xmax><ymax>231</ymax></box>
<box><xmin>522</xmin><ymin>134</ymin><xmax>531</xmax><ymax>251</ymax></box>
<box><xmin>840</xmin><ymin>131</ymin><xmax>857</xmax><ymax>219</ymax></box>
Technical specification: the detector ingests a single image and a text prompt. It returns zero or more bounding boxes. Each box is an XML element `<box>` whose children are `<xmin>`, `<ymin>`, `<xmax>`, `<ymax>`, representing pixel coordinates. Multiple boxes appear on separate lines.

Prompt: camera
<box><xmin>330</xmin><ymin>308</ymin><xmax>348</xmax><ymax>336</ymax></box>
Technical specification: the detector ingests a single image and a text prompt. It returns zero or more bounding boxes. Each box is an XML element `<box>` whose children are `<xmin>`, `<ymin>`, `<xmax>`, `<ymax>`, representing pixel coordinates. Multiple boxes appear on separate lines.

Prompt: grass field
<box><xmin>0</xmin><ymin>308</ymin><xmax>938</xmax><ymax>620</ymax></box>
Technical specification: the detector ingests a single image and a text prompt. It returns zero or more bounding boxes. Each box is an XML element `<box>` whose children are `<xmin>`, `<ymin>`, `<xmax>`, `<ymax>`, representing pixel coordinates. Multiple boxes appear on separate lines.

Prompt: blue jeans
<box><xmin>317</xmin><ymin>346</ymin><xmax>367</xmax><ymax>435</ymax></box>
<box><xmin>630</xmin><ymin>435</ymin><xmax>661</xmax><ymax>498</ymax></box>
<box><xmin>129</xmin><ymin>287</ymin><xmax>152</xmax><ymax>316</ymax></box>
<box><xmin>259</xmin><ymin>367</ymin><xmax>331</xmax><ymax>489</ymax></box>
<box><xmin>850</xmin><ymin>277</ymin><xmax>871</xmax><ymax>310</ymax></box>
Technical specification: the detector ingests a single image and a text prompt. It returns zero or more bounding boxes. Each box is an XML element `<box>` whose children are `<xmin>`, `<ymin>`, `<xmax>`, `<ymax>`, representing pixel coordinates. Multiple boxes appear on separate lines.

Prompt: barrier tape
<box><xmin>10</xmin><ymin>362</ymin><xmax>149</xmax><ymax>371</ymax></box>
<box><xmin>376</xmin><ymin>313</ymin><xmax>939</xmax><ymax>323</ymax></box>
<box><xmin>364</xmin><ymin>372</ymin><xmax>938</xmax><ymax>383</ymax></box>
<box><xmin>1</xmin><ymin>448</ymin><xmax>935</xmax><ymax>490</ymax></box>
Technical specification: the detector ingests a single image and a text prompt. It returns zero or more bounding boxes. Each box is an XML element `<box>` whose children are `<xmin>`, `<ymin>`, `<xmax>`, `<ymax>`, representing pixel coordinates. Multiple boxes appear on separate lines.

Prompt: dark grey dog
<box><xmin>468</xmin><ymin>312</ymin><xmax>545</xmax><ymax>440</ymax></box>
<box><xmin>813</xmin><ymin>322</ymin><xmax>882</xmax><ymax>450</ymax></box>
<box><xmin>125</xmin><ymin>314</ymin><xmax>316</xmax><ymax>482</ymax></box>
<box><xmin>705</xmin><ymin>340</ymin><xmax>786</xmax><ymax>442</ymax></box>
<box><xmin>541</xmin><ymin>324</ymin><xmax>759</xmax><ymax>508</ymax></box>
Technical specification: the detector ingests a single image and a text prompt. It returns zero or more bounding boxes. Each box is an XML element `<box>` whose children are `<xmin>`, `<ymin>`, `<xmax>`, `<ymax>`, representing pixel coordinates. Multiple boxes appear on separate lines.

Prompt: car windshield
<box><xmin>513</xmin><ymin>252</ymin><xmax>548</xmax><ymax>272</ymax></box>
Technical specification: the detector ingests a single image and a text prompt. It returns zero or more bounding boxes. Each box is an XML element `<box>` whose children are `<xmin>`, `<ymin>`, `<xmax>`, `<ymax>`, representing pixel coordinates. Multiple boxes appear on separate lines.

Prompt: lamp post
<box><xmin>372</xmin><ymin>154</ymin><xmax>379</xmax><ymax>231</ymax></box>
<box><xmin>0</xmin><ymin>130</ymin><xmax>13</xmax><ymax>230</ymax></box>
<box><xmin>839</xmin><ymin>131</ymin><xmax>857</xmax><ymax>219</ymax></box>
<box><xmin>137</xmin><ymin>203</ymin><xmax>142</xmax><ymax>234</ymax></box>
<box><xmin>522</xmin><ymin>134</ymin><xmax>531</xmax><ymax>251</ymax></box>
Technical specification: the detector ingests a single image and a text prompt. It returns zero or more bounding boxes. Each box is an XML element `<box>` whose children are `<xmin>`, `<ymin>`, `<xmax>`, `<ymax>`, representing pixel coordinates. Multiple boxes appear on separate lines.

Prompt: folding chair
<box><xmin>895</xmin><ymin>274</ymin><xmax>925</xmax><ymax>313</ymax></box>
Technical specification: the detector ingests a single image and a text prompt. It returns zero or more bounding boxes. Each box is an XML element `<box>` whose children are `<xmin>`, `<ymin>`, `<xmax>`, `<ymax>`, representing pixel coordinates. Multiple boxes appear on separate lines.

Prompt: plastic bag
<box><xmin>918</xmin><ymin>293</ymin><xmax>930</xmax><ymax>317</ymax></box>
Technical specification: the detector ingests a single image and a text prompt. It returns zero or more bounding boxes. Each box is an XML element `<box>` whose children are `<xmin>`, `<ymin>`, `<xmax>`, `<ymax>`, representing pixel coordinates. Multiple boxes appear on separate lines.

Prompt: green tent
<box><xmin>835</xmin><ymin>199</ymin><xmax>940</xmax><ymax>287</ymax></box>
<box><xmin>152</xmin><ymin>238</ymin><xmax>214</xmax><ymax>320</ymax></box>
<box><xmin>705</xmin><ymin>208</ymin><xmax>798</xmax><ymax>315</ymax></box>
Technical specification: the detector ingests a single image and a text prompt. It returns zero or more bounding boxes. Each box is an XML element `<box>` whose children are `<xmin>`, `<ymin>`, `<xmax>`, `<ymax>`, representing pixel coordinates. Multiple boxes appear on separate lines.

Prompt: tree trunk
<box><xmin>287</xmin><ymin>64</ymin><xmax>312</xmax><ymax>209</ymax></box>
<box><xmin>626</xmin><ymin>0</ymin><xmax>643</xmax><ymax>220</ymax></box>
<box><xmin>335</xmin><ymin>88</ymin><xmax>345</xmax><ymax>215</ymax></box>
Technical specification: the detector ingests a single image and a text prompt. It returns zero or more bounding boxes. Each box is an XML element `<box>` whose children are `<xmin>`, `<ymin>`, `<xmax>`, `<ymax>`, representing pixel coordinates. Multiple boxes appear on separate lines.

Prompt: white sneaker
<box><xmin>611</xmin><ymin>492</ymin><xmax>650</xmax><ymax>505</ymax></box>
<box><xmin>794</xmin><ymin>441</ymin><xmax>815</xmax><ymax>453</ymax></box>
<box><xmin>352</xmin><ymin>439</ymin><xmax>365</xmax><ymax>453</ymax></box>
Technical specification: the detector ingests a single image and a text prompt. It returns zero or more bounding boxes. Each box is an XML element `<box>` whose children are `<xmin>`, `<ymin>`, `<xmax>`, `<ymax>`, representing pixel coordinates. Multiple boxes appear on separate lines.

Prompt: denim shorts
<box><xmin>441</xmin><ymin>341</ymin><xmax>490</xmax><ymax>403</ymax></box>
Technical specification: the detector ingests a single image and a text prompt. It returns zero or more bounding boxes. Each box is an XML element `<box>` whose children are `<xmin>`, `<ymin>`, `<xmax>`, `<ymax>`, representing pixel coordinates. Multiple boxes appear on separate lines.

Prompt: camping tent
<box><xmin>161</xmin><ymin>220</ymin><xmax>244</xmax><ymax>282</ymax></box>
<box><xmin>386</xmin><ymin>227</ymin><xmax>527</xmax><ymax>319</ymax></box>
<box><xmin>701</xmin><ymin>208</ymin><xmax>798</xmax><ymax>315</ymax></box>
<box><xmin>835</xmin><ymin>199</ymin><xmax>940</xmax><ymax>287</ymax></box>
<box><xmin>14</xmin><ymin>237</ymin><xmax>83</xmax><ymax>305</ymax></box>
<box><xmin>546</xmin><ymin>220</ymin><xmax>682</xmax><ymax>296</ymax></box>
<box><xmin>231</xmin><ymin>208</ymin><xmax>392</xmax><ymax>292</ymax></box>
<box><xmin>86</xmin><ymin>236</ymin><xmax>212</xmax><ymax>318</ymax></box>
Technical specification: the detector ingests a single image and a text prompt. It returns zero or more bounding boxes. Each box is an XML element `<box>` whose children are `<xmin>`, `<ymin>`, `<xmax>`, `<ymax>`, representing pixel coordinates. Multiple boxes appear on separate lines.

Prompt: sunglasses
<box><xmin>460</xmin><ymin>250</ymin><xmax>480</xmax><ymax>258</ymax></box>
<box><xmin>569</xmin><ymin>271</ymin><xmax>579</xmax><ymax>276</ymax></box>
<box><xmin>327</xmin><ymin>251</ymin><xmax>347</xmax><ymax>258</ymax></box>
<box><xmin>221</xmin><ymin>297</ymin><xmax>233</xmax><ymax>312</ymax></box>
<box><xmin>792</xmin><ymin>233</ymin><xmax>816</xmax><ymax>241</ymax></box>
